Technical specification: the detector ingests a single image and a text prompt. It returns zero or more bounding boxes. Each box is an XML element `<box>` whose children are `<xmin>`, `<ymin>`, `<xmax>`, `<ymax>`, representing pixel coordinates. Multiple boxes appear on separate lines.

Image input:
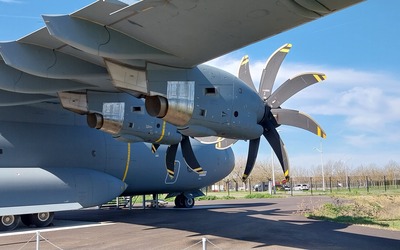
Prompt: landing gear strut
<box><xmin>174</xmin><ymin>194</ymin><xmax>195</xmax><ymax>208</ymax></box>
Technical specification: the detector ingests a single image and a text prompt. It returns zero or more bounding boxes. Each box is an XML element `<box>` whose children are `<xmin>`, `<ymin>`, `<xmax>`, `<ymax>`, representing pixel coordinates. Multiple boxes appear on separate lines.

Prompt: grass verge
<box><xmin>304</xmin><ymin>194</ymin><xmax>400</xmax><ymax>230</ymax></box>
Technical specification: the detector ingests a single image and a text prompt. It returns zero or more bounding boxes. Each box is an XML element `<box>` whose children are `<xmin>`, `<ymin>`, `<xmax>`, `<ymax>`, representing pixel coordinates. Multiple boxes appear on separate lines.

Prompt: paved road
<box><xmin>0</xmin><ymin>196</ymin><xmax>399</xmax><ymax>249</ymax></box>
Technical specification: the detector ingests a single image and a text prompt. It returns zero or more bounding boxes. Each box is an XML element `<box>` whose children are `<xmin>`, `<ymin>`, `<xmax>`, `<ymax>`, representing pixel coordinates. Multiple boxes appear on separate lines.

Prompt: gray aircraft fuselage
<box><xmin>0</xmin><ymin>102</ymin><xmax>234</xmax><ymax>222</ymax></box>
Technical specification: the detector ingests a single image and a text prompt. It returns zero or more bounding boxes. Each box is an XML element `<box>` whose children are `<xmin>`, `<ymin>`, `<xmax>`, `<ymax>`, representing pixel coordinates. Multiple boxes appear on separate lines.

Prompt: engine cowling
<box><xmin>145</xmin><ymin>81</ymin><xmax>194</xmax><ymax>127</ymax></box>
<box><xmin>59</xmin><ymin>91</ymin><xmax>182</xmax><ymax>145</ymax></box>
<box><xmin>145</xmin><ymin>64</ymin><xmax>265</xmax><ymax>140</ymax></box>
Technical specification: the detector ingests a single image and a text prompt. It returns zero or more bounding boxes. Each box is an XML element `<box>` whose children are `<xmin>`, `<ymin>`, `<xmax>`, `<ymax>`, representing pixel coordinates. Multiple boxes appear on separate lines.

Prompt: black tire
<box><xmin>174</xmin><ymin>194</ymin><xmax>185</xmax><ymax>208</ymax></box>
<box><xmin>30</xmin><ymin>212</ymin><xmax>54</xmax><ymax>228</ymax></box>
<box><xmin>184</xmin><ymin>197</ymin><xmax>195</xmax><ymax>208</ymax></box>
<box><xmin>0</xmin><ymin>215</ymin><xmax>21</xmax><ymax>231</ymax></box>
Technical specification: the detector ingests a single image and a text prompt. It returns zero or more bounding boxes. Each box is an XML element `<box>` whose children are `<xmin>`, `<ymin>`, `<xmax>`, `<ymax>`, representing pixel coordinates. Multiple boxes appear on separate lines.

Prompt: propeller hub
<box><xmin>259</xmin><ymin>104</ymin><xmax>280</xmax><ymax>131</ymax></box>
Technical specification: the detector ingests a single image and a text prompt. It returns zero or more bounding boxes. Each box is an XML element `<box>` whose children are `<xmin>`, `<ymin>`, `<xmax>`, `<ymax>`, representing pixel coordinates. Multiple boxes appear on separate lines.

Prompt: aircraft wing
<box><xmin>0</xmin><ymin>0</ymin><xmax>363</xmax><ymax>101</ymax></box>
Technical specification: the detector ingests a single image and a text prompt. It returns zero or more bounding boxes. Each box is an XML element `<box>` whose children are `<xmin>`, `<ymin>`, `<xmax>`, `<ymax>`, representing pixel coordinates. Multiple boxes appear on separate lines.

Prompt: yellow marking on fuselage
<box><xmin>155</xmin><ymin>121</ymin><xmax>167</xmax><ymax>143</ymax></box>
<box><xmin>122</xmin><ymin>143</ymin><xmax>131</xmax><ymax>182</ymax></box>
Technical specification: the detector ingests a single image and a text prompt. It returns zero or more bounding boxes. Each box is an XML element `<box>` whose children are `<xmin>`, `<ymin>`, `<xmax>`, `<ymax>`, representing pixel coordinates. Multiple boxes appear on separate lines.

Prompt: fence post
<box><xmin>329</xmin><ymin>177</ymin><xmax>332</xmax><ymax>193</ymax></box>
<box><xmin>366</xmin><ymin>176</ymin><xmax>369</xmax><ymax>192</ymax></box>
<box><xmin>248</xmin><ymin>179</ymin><xmax>252</xmax><ymax>195</ymax></box>
<box><xmin>36</xmin><ymin>231</ymin><xmax>40</xmax><ymax>250</ymax></box>
<box><xmin>290</xmin><ymin>178</ymin><xmax>293</xmax><ymax>196</ymax></box>
<box><xmin>310</xmin><ymin>177</ymin><xmax>313</xmax><ymax>196</ymax></box>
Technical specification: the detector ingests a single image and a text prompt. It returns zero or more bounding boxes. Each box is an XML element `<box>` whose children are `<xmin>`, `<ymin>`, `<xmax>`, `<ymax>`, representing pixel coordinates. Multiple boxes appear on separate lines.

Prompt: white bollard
<box><xmin>202</xmin><ymin>237</ymin><xmax>207</xmax><ymax>250</ymax></box>
<box><xmin>36</xmin><ymin>231</ymin><xmax>40</xmax><ymax>250</ymax></box>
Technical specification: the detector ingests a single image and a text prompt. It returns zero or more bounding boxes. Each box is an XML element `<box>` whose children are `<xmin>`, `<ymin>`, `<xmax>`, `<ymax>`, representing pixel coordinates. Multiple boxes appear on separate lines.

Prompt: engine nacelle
<box><xmin>145</xmin><ymin>81</ymin><xmax>194</xmax><ymax>127</ymax></box>
<box><xmin>145</xmin><ymin>64</ymin><xmax>265</xmax><ymax>140</ymax></box>
<box><xmin>59</xmin><ymin>91</ymin><xmax>182</xmax><ymax>145</ymax></box>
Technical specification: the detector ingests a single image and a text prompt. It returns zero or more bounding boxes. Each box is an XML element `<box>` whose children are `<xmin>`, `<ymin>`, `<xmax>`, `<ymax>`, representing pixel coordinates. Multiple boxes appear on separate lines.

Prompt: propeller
<box><xmin>165</xmin><ymin>135</ymin><xmax>204</xmax><ymax>178</ymax></box>
<box><xmin>239</xmin><ymin>43</ymin><xmax>327</xmax><ymax>182</ymax></box>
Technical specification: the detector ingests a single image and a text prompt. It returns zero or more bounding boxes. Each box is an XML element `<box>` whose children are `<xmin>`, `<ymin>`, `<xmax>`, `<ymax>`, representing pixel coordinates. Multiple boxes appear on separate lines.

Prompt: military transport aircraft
<box><xmin>0</xmin><ymin>0</ymin><xmax>363</xmax><ymax>231</ymax></box>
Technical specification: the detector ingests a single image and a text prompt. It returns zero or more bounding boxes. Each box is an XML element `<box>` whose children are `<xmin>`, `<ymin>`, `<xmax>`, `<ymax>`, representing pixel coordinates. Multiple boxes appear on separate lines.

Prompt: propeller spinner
<box><xmin>239</xmin><ymin>43</ymin><xmax>327</xmax><ymax>182</ymax></box>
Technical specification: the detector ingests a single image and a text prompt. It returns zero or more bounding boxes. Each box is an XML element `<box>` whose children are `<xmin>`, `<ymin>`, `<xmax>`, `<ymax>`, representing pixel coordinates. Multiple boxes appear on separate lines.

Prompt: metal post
<box><xmin>142</xmin><ymin>195</ymin><xmax>146</xmax><ymax>209</ymax></box>
<box><xmin>310</xmin><ymin>177</ymin><xmax>313</xmax><ymax>196</ymax></box>
<box><xmin>366</xmin><ymin>176</ymin><xmax>369</xmax><ymax>192</ymax></box>
<box><xmin>290</xmin><ymin>179</ymin><xmax>293</xmax><ymax>196</ymax></box>
<box><xmin>249</xmin><ymin>179</ymin><xmax>252</xmax><ymax>195</ymax></box>
<box><xmin>155</xmin><ymin>194</ymin><xmax>159</xmax><ymax>208</ymax></box>
<box><xmin>329</xmin><ymin>177</ymin><xmax>332</xmax><ymax>193</ymax></box>
<box><xmin>271</xmin><ymin>150</ymin><xmax>276</xmax><ymax>194</ymax></box>
<box><xmin>129</xmin><ymin>196</ymin><xmax>133</xmax><ymax>210</ymax></box>
<box><xmin>36</xmin><ymin>231</ymin><xmax>40</xmax><ymax>250</ymax></box>
<box><xmin>202</xmin><ymin>237</ymin><xmax>207</xmax><ymax>250</ymax></box>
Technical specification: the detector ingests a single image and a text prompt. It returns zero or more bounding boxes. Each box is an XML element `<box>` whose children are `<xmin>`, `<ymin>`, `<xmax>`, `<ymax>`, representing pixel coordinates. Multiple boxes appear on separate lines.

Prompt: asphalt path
<box><xmin>0</xmin><ymin>196</ymin><xmax>399</xmax><ymax>249</ymax></box>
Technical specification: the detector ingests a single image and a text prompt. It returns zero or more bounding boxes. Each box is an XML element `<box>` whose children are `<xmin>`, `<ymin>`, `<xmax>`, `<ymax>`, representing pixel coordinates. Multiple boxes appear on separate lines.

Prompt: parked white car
<box><xmin>293</xmin><ymin>184</ymin><xmax>309</xmax><ymax>191</ymax></box>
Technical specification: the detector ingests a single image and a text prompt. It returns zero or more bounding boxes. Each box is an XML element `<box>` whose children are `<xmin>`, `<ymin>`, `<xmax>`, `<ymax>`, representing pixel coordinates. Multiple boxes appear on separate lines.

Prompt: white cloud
<box><xmin>0</xmin><ymin>0</ymin><xmax>22</xmax><ymax>3</ymax></box>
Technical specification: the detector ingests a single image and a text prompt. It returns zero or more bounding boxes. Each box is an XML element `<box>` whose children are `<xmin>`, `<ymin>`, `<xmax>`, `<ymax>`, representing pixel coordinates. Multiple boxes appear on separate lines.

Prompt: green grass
<box><xmin>305</xmin><ymin>194</ymin><xmax>400</xmax><ymax>230</ymax></box>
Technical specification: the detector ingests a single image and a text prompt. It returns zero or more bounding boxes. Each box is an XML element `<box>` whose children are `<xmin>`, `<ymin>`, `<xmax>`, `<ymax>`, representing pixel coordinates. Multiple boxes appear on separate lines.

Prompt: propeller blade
<box><xmin>238</xmin><ymin>55</ymin><xmax>257</xmax><ymax>91</ymax></box>
<box><xmin>271</xmin><ymin>108</ymin><xmax>327</xmax><ymax>139</ymax></box>
<box><xmin>259</xmin><ymin>43</ymin><xmax>292</xmax><ymax>100</ymax></box>
<box><xmin>242</xmin><ymin>137</ymin><xmax>260</xmax><ymax>182</ymax></box>
<box><xmin>151</xmin><ymin>143</ymin><xmax>160</xmax><ymax>153</ymax></box>
<box><xmin>165</xmin><ymin>143</ymin><xmax>179</xmax><ymax>178</ymax></box>
<box><xmin>216</xmin><ymin>138</ymin><xmax>238</xmax><ymax>150</ymax></box>
<box><xmin>263</xmin><ymin>129</ymin><xmax>290</xmax><ymax>181</ymax></box>
<box><xmin>267</xmin><ymin>73</ymin><xmax>326</xmax><ymax>108</ymax></box>
<box><xmin>180</xmin><ymin>135</ymin><xmax>204</xmax><ymax>175</ymax></box>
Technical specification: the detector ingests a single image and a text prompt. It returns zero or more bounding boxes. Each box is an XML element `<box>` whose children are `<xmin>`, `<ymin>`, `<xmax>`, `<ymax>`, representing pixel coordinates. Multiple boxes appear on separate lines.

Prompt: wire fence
<box><xmin>210</xmin><ymin>175</ymin><xmax>400</xmax><ymax>197</ymax></box>
<box><xmin>291</xmin><ymin>175</ymin><xmax>400</xmax><ymax>194</ymax></box>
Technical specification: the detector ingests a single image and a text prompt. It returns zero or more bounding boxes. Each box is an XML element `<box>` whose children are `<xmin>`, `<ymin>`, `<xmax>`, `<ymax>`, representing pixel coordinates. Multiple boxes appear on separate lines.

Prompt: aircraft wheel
<box><xmin>0</xmin><ymin>215</ymin><xmax>20</xmax><ymax>231</ymax></box>
<box><xmin>184</xmin><ymin>197</ymin><xmax>195</xmax><ymax>208</ymax></box>
<box><xmin>174</xmin><ymin>194</ymin><xmax>185</xmax><ymax>208</ymax></box>
<box><xmin>31</xmin><ymin>212</ymin><xmax>54</xmax><ymax>227</ymax></box>
<box><xmin>22</xmin><ymin>212</ymin><xmax>54</xmax><ymax>228</ymax></box>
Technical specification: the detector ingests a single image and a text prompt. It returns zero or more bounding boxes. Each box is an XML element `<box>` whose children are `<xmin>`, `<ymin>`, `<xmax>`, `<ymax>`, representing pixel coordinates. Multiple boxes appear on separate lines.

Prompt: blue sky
<box><xmin>1</xmin><ymin>0</ymin><xmax>399</xmax><ymax>172</ymax></box>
